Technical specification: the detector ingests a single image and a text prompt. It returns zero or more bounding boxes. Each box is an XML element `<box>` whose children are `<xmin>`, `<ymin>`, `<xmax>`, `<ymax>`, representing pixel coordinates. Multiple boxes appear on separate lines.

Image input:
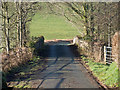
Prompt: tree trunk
<box><xmin>23</xmin><ymin>22</ymin><xmax>26</xmax><ymax>47</ymax></box>
<box><xmin>6</xmin><ymin>3</ymin><xmax>10</xmax><ymax>54</ymax></box>
<box><xmin>19</xmin><ymin>1</ymin><xmax>22</xmax><ymax>47</ymax></box>
<box><xmin>85</xmin><ymin>14</ymin><xmax>89</xmax><ymax>35</ymax></box>
<box><xmin>84</xmin><ymin>3</ymin><xmax>89</xmax><ymax>36</ymax></box>
<box><xmin>89</xmin><ymin>3</ymin><xmax>95</xmax><ymax>57</ymax></box>
<box><xmin>97</xmin><ymin>25</ymin><xmax>100</xmax><ymax>41</ymax></box>
<box><xmin>16</xmin><ymin>2</ymin><xmax>20</xmax><ymax>46</ymax></box>
<box><xmin>2</xmin><ymin>2</ymin><xmax>10</xmax><ymax>54</ymax></box>
<box><xmin>90</xmin><ymin>3</ymin><xmax>94</xmax><ymax>38</ymax></box>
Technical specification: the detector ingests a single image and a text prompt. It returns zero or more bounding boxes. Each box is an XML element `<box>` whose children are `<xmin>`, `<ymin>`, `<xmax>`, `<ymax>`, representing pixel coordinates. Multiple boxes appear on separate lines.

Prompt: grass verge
<box><xmin>81</xmin><ymin>56</ymin><xmax>119</xmax><ymax>88</ymax></box>
<box><xmin>6</xmin><ymin>56</ymin><xmax>47</xmax><ymax>88</ymax></box>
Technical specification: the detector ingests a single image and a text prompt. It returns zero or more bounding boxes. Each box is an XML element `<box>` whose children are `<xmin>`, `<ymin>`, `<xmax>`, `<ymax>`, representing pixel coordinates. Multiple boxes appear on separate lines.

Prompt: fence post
<box><xmin>104</xmin><ymin>46</ymin><xmax>106</xmax><ymax>64</ymax></box>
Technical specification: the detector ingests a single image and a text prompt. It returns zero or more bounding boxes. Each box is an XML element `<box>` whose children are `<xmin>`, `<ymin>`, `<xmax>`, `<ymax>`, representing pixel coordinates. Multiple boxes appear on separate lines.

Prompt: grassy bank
<box><xmin>6</xmin><ymin>56</ymin><xmax>46</xmax><ymax>88</ymax></box>
<box><xmin>30</xmin><ymin>14</ymin><xmax>80</xmax><ymax>40</ymax></box>
<box><xmin>81</xmin><ymin>56</ymin><xmax>119</xmax><ymax>88</ymax></box>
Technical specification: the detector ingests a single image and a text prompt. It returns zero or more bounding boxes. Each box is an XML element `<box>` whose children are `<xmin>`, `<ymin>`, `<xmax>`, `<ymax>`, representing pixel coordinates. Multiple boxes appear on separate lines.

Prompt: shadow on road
<box><xmin>35</xmin><ymin>40</ymin><xmax>82</xmax><ymax>88</ymax></box>
<box><xmin>7</xmin><ymin>40</ymin><xmax>98</xmax><ymax>88</ymax></box>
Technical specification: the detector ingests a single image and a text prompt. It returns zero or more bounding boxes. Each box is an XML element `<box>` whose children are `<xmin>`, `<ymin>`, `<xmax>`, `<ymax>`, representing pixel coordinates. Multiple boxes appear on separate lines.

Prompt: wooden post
<box><xmin>104</xmin><ymin>46</ymin><xmax>106</xmax><ymax>64</ymax></box>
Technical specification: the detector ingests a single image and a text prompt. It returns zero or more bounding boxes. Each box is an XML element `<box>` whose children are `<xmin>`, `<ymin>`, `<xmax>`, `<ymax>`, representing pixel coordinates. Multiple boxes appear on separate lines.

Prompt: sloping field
<box><xmin>30</xmin><ymin>14</ymin><xmax>79</xmax><ymax>40</ymax></box>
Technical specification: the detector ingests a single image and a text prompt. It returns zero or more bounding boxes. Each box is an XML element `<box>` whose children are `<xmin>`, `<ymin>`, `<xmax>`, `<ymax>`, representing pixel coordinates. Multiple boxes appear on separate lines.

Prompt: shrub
<box><xmin>1</xmin><ymin>72</ymin><xmax>8</xmax><ymax>88</ymax></box>
<box><xmin>28</xmin><ymin>36</ymin><xmax>44</xmax><ymax>48</ymax></box>
<box><xmin>2</xmin><ymin>47</ymin><xmax>32</xmax><ymax>72</ymax></box>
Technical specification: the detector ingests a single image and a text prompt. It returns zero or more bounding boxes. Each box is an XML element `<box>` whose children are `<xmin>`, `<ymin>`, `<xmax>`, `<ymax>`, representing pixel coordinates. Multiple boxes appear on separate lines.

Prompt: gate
<box><xmin>104</xmin><ymin>46</ymin><xmax>113</xmax><ymax>64</ymax></box>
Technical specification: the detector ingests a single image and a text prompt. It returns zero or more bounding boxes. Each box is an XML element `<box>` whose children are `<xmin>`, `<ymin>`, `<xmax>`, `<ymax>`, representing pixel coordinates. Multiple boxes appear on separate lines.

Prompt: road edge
<box><xmin>76</xmin><ymin>58</ymin><xmax>108</xmax><ymax>89</ymax></box>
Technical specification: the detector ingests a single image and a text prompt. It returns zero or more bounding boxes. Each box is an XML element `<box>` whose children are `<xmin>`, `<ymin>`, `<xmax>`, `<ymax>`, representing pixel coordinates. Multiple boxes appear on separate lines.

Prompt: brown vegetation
<box><xmin>2</xmin><ymin>47</ymin><xmax>32</xmax><ymax>72</ymax></box>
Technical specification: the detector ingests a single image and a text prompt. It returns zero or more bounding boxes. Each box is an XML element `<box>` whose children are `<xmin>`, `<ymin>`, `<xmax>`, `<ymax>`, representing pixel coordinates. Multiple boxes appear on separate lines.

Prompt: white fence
<box><xmin>104</xmin><ymin>46</ymin><xmax>113</xmax><ymax>64</ymax></box>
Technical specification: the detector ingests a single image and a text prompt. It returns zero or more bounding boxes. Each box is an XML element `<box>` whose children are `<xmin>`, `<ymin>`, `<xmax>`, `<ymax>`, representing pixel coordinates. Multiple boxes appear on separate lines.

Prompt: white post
<box><xmin>104</xmin><ymin>46</ymin><xmax>106</xmax><ymax>64</ymax></box>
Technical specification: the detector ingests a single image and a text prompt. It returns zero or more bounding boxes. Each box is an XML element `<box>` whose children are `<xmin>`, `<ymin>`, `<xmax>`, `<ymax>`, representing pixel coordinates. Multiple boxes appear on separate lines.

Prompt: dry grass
<box><xmin>2</xmin><ymin>47</ymin><xmax>33</xmax><ymax>72</ymax></box>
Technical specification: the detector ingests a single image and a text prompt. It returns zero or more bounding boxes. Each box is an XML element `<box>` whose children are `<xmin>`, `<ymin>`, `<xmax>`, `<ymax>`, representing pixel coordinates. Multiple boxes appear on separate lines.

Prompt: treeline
<box><xmin>48</xmin><ymin>2</ymin><xmax>119</xmax><ymax>45</ymax></box>
<box><xmin>0</xmin><ymin>2</ymin><xmax>119</xmax><ymax>54</ymax></box>
<box><xmin>0</xmin><ymin>2</ymin><xmax>40</xmax><ymax>54</ymax></box>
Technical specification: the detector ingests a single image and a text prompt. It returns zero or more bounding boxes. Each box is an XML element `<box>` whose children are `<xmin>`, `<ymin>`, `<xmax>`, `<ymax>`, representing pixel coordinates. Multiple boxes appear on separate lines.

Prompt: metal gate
<box><xmin>104</xmin><ymin>46</ymin><xmax>113</xmax><ymax>64</ymax></box>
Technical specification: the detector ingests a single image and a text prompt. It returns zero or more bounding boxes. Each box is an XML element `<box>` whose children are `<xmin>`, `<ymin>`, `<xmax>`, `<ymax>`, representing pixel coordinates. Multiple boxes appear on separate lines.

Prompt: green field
<box><xmin>30</xmin><ymin>13</ymin><xmax>80</xmax><ymax>40</ymax></box>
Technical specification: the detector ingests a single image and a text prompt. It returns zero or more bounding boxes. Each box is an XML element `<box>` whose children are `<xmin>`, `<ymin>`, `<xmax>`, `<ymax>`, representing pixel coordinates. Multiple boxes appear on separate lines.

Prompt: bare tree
<box><xmin>1</xmin><ymin>1</ymin><xmax>39</xmax><ymax>53</ymax></box>
<box><xmin>1</xmin><ymin>2</ymin><xmax>10</xmax><ymax>54</ymax></box>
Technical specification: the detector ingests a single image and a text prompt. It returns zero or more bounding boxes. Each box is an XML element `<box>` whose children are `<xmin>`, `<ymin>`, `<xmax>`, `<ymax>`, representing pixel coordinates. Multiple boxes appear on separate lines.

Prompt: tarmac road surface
<box><xmin>36</xmin><ymin>41</ymin><xmax>100</xmax><ymax>88</ymax></box>
<box><xmin>7</xmin><ymin>40</ymin><xmax>100</xmax><ymax>89</ymax></box>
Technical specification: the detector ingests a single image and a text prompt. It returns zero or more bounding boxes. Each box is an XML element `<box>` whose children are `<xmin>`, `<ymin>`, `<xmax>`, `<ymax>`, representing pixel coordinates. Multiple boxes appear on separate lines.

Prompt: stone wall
<box><xmin>73</xmin><ymin>37</ymin><xmax>89</xmax><ymax>49</ymax></box>
<box><xmin>74</xmin><ymin>31</ymin><xmax>120</xmax><ymax>65</ymax></box>
<box><xmin>34</xmin><ymin>36</ymin><xmax>44</xmax><ymax>50</ymax></box>
<box><xmin>112</xmin><ymin>31</ymin><xmax>120</xmax><ymax>67</ymax></box>
<box><xmin>93</xmin><ymin>42</ymin><xmax>104</xmax><ymax>62</ymax></box>
<box><xmin>73</xmin><ymin>36</ymin><xmax>105</xmax><ymax>62</ymax></box>
<box><xmin>73</xmin><ymin>37</ymin><xmax>89</xmax><ymax>56</ymax></box>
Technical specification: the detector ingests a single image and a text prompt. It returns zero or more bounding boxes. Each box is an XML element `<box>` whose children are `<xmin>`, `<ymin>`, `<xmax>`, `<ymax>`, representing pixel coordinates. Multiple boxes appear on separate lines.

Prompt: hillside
<box><xmin>30</xmin><ymin>13</ymin><xmax>80</xmax><ymax>40</ymax></box>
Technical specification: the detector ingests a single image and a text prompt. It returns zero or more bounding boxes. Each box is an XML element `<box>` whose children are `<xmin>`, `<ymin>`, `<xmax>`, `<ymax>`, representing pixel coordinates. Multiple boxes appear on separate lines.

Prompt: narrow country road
<box><xmin>36</xmin><ymin>41</ymin><xmax>99</xmax><ymax>88</ymax></box>
<box><xmin>7</xmin><ymin>40</ymin><xmax>100</xmax><ymax>88</ymax></box>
